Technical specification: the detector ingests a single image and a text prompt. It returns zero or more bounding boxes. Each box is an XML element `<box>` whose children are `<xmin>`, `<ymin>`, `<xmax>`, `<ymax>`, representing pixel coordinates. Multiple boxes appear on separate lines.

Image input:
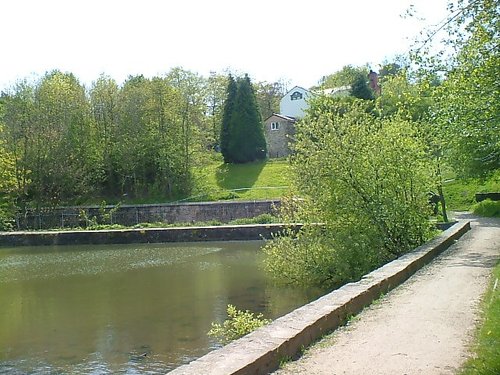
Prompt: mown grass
<box><xmin>459</xmin><ymin>262</ymin><xmax>500</xmax><ymax>375</ymax></box>
<box><xmin>191</xmin><ymin>157</ymin><xmax>291</xmax><ymax>202</ymax></box>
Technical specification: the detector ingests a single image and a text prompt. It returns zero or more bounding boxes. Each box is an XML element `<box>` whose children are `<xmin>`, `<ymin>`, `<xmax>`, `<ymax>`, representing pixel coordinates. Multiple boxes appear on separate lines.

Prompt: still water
<box><xmin>0</xmin><ymin>241</ymin><xmax>325</xmax><ymax>374</ymax></box>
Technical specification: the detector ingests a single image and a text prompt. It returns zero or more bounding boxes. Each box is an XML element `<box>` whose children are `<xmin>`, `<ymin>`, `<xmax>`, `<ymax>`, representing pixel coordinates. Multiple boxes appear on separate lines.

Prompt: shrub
<box><xmin>208</xmin><ymin>304</ymin><xmax>271</xmax><ymax>344</ymax></box>
<box><xmin>263</xmin><ymin>99</ymin><xmax>434</xmax><ymax>288</ymax></box>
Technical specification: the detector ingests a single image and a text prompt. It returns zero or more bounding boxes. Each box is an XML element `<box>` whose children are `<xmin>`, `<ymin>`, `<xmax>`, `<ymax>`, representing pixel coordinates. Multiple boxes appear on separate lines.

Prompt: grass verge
<box><xmin>459</xmin><ymin>261</ymin><xmax>500</xmax><ymax>374</ymax></box>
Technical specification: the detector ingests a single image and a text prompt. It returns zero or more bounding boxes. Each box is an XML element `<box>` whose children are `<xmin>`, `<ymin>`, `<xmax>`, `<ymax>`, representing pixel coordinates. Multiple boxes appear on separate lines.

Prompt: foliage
<box><xmin>350</xmin><ymin>73</ymin><xmax>374</xmax><ymax>100</ymax></box>
<box><xmin>78</xmin><ymin>201</ymin><xmax>122</xmax><ymax>229</ymax></box>
<box><xmin>0</xmin><ymin>124</ymin><xmax>16</xmax><ymax>230</ymax></box>
<box><xmin>318</xmin><ymin>65</ymin><xmax>374</xmax><ymax>100</ymax></box>
<box><xmin>254</xmin><ymin>79</ymin><xmax>288</xmax><ymax>120</ymax></box>
<box><xmin>414</xmin><ymin>0</ymin><xmax>500</xmax><ymax>178</ymax></box>
<box><xmin>224</xmin><ymin>74</ymin><xmax>267</xmax><ymax>163</ymax></box>
<box><xmin>471</xmin><ymin>200</ymin><xmax>500</xmax><ymax>218</ymax></box>
<box><xmin>443</xmin><ymin>164</ymin><xmax>500</xmax><ymax>211</ymax></box>
<box><xmin>459</xmin><ymin>262</ymin><xmax>500</xmax><ymax>374</ymax></box>
<box><xmin>229</xmin><ymin>213</ymin><xmax>277</xmax><ymax>225</ymax></box>
<box><xmin>208</xmin><ymin>304</ymin><xmax>271</xmax><ymax>345</ymax></box>
<box><xmin>206</xmin><ymin>72</ymin><xmax>229</xmax><ymax>148</ymax></box>
<box><xmin>264</xmin><ymin>97</ymin><xmax>434</xmax><ymax>288</ymax></box>
<box><xmin>0</xmin><ymin>68</ymin><xmax>214</xmax><ymax>211</ymax></box>
<box><xmin>220</xmin><ymin>74</ymin><xmax>237</xmax><ymax>163</ymax></box>
<box><xmin>319</xmin><ymin>65</ymin><xmax>368</xmax><ymax>89</ymax></box>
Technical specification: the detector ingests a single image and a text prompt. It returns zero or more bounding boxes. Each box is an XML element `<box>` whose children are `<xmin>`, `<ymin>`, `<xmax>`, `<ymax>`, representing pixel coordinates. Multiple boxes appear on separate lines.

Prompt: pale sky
<box><xmin>0</xmin><ymin>0</ymin><xmax>449</xmax><ymax>91</ymax></box>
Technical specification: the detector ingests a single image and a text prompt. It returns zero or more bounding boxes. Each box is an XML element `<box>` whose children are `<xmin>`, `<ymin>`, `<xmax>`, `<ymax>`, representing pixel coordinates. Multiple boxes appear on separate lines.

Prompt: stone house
<box><xmin>263</xmin><ymin>113</ymin><xmax>296</xmax><ymax>158</ymax></box>
<box><xmin>264</xmin><ymin>86</ymin><xmax>311</xmax><ymax>158</ymax></box>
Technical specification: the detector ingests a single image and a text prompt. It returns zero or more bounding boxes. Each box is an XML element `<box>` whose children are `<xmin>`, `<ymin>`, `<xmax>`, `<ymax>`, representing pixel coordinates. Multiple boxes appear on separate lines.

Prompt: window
<box><xmin>271</xmin><ymin>122</ymin><xmax>280</xmax><ymax>130</ymax></box>
<box><xmin>290</xmin><ymin>91</ymin><xmax>303</xmax><ymax>101</ymax></box>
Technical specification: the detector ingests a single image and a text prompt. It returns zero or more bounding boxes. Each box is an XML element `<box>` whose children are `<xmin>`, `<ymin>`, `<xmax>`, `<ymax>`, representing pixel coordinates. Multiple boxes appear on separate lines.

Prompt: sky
<box><xmin>0</xmin><ymin>0</ymin><xmax>450</xmax><ymax>91</ymax></box>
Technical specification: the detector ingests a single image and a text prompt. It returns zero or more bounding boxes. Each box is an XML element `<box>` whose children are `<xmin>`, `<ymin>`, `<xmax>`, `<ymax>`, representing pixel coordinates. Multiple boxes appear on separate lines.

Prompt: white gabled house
<box><xmin>279</xmin><ymin>86</ymin><xmax>312</xmax><ymax>119</ymax></box>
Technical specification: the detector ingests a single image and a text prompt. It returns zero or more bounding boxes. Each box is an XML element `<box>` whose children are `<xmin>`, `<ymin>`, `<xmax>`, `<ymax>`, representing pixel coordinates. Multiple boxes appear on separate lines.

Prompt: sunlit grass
<box><xmin>443</xmin><ymin>170</ymin><xmax>500</xmax><ymax>211</ymax></box>
<box><xmin>459</xmin><ymin>262</ymin><xmax>500</xmax><ymax>374</ymax></box>
<box><xmin>191</xmin><ymin>157</ymin><xmax>291</xmax><ymax>202</ymax></box>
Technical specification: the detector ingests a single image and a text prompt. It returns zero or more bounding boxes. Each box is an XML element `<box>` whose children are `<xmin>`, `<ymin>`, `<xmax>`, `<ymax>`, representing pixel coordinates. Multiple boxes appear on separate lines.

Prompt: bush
<box><xmin>472</xmin><ymin>199</ymin><xmax>500</xmax><ymax>218</ymax></box>
<box><xmin>208</xmin><ymin>304</ymin><xmax>271</xmax><ymax>344</ymax></box>
<box><xmin>263</xmin><ymin>99</ymin><xmax>434</xmax><ymax>288</ymax></box>
<box><xmin>229</xmin><ymin>214</ymin><xmax>277</xmax><ymax>225</ymax></box>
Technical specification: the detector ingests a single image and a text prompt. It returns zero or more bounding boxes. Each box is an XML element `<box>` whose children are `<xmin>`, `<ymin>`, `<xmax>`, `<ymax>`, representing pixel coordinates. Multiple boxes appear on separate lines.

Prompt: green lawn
<box><xmin>190</xmin><ymin>158</ymin><xmax>292</xmax><ymax>202</ymax></box>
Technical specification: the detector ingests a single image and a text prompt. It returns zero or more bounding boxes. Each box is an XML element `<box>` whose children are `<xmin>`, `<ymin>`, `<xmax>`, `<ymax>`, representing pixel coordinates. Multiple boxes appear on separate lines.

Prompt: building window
<box><xmin>271</xmin><ymin>122</ymin><xmax>280</xmax><ymax>130</ymax></box>
<box><xmin>290</xmin><ymin>91</ymin><xmax>303</xmax><ymax>101</ymax></box>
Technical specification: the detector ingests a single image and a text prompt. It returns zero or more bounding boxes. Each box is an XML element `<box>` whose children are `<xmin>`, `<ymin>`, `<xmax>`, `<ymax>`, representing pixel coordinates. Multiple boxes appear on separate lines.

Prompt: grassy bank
<box><xmin>191</xmin><ymin>158</ymin><xmax>291</xmax><ymax>202</ymax></box>
<box><xmin>460</xmin><ymin>262</ymin><xmax>500</xmax><ymax>374</ymax></box>
<box><xmin>443</xmin><ymin>171</ymin><xmax>500</xmax><ymax>211</ymax></box>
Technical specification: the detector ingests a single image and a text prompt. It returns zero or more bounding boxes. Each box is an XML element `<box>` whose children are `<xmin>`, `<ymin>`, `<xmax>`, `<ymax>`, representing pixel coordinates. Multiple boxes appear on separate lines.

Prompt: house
<box><xmin>263</xmin><ymin>72</ymin><xmax>380</xmax><ymax>158</ymax></box>
<box><xmin>263</xmin><ymin>86</ymin><xmax>311</xmax><ymax>158</ymax></box>
<box><xmin>263</xmin><ymin>113</ymin><xmax>296</xmax><ymax>158</ymax></box>
<box><xmin>279</xmin><ymin>86</ymin><xmax>312</xmax><ymax>118</ymax></box>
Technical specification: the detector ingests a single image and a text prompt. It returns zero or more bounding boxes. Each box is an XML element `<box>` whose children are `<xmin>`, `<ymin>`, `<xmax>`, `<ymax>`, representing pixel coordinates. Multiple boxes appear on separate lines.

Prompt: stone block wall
<box><xmin>15</xmin><ymin>200</ymin><xmax>281</xmax><ymax>230</ymax></box>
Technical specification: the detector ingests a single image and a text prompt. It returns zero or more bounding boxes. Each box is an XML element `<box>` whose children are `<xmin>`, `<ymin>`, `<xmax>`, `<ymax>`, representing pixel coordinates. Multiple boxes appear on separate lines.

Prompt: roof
<box><xmin>264</xmin><ymin>113</ymin><xmax>297</xmax><ymax>122</ymax></box>
<box><xmin>283</xmin><ymin>85</ymin><xmax>311</xmax><ymax>98</ymax></box>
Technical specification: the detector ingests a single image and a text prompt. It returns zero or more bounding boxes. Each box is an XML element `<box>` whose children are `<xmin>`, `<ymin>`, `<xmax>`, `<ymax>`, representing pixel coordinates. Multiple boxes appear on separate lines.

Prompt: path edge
<box><xmin>169</xmin><ymin>220</ymin><xmax>471</xmax><ymax>375</ymax></box>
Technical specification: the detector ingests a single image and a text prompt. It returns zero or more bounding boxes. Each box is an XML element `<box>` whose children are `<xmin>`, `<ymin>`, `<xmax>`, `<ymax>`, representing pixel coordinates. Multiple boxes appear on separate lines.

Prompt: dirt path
<box><xmin>276</xmin><ymin>214</ymin><xmax>500</xmax><ymax>375</ymax></box>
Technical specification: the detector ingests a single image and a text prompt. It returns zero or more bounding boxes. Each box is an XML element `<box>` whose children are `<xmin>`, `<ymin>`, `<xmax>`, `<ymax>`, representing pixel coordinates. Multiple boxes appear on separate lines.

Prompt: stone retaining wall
<box><xmin>15</xmin><ymin>200</ymin><xmax>281</xmax><ymax>230</ymax></box>
<box><xmin>170</xmin><ymin>220</ymin><xmax>471</xmax><ymax>375</ymax></box>
<box><xmin>0</xmin><ymin>224</ymin><xmax>301</xmax><ymax>247</ymax></box>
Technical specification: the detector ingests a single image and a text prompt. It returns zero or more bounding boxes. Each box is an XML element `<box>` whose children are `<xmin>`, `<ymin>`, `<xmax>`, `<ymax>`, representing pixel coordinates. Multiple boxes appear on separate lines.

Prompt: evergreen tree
<box><xmin>226</xmin><ymin>75</ymin><xmax>267</xmax><ymax>163</ymax></box>
<box><xmin>350</xmin><ymin>73</ymin><xmax>374</xmax><ymax>100</ymax></box>
<box><xmin>220</xmin><ymin>74</ymin><xmax>237</xmax><ymax>163</ymax></box>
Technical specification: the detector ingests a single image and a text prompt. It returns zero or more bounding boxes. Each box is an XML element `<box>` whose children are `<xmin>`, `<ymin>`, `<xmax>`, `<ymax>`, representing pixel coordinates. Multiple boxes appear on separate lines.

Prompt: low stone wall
<box><xmin>0</xmin><ymin>224</ymin><xmax>301</xmax><ymax>247</ymax></box>
<box><xmin>475</xmin><ymin>192</ymin><xmax>500</xmax><ymax>202</ymax></box>
<box><xmin>15</xmin><ymin>200</ymin><xmax>281</xmax><ymax>230</ymax></box>
<box><xmin>170</xmin><ymin>220</ymin><xmax>471</xmax><ymax>375</ymax></box>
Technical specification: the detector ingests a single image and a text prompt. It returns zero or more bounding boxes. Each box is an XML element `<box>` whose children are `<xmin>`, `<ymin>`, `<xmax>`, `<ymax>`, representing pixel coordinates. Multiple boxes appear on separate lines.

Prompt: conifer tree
<box><xmin>226</xmin><ymin>74</ymin><xmax>267</xmax><ymax>163</ymax></box>
<box><xmin>220</xmin><ymin>74</ymin><xmax>237</xmax><ymax>163</ymax></box>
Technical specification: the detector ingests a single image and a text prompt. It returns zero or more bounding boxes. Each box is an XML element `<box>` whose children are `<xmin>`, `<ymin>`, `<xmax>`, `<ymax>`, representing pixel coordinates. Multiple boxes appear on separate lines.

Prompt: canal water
<box><xmin>0</xmin><ymin>241</ymin><xmax>325</xmax><ymax>374</ymax></box>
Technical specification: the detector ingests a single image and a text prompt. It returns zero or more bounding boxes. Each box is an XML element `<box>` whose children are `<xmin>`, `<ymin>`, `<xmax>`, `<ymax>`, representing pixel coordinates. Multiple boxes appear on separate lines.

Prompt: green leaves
<box><xmin>208</xmin><ymin>304</ymin><xmax>271</xmax><ymax>344</ymax></box>
<box><xmin>264</xmin><ymin>98</ymin><xmax>434</xmax><ymax>288</ymax></box>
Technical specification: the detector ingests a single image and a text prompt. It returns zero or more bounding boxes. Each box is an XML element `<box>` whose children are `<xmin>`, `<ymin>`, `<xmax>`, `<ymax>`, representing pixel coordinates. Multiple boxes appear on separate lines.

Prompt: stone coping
<box><xmin>169</xmin><ymin>220</ymin><xmax>471</xmax><ymax>375</ymax></box>
<box><xmin>0</xmin><ymin>224</ymin><xmax>302</xmax><ymax>247</ymax></box>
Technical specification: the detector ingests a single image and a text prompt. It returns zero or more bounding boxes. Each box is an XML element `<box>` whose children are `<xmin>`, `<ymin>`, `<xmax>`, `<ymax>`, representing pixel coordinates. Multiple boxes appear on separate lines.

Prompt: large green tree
<box><xmin>2</xmin><ymin>71</ymin><xmax>100</xmax><ymax>207</ymax></box>
<box><xmin>222</xmin><ymin>75</ymin><xmax>267</xmax><ymax>164</ymax></box>
<box><xmin>414</xmin><ymin>0</ymin><xmax>499</xmax><ymax>177</ymax></box>
<box><xmin>220</xmin><ymin>74</ymin><xmax>237</xmax><ymax>163</ymax></box>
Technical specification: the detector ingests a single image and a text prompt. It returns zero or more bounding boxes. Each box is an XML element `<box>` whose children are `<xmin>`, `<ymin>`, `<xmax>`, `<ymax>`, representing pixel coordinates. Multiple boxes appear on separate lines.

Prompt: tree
<box><xmin>206</xmin><ymin>72</ymin><xmax>228</xmax><ymax>149</ymax></box>
<box><xmin>319</xmin><ymin>65</ymin><xmax>375</xmax><ymax>100</ymax></box>
<box><xmin>254</xmin><ymin>80</ymin><xmax>288</xmax><ymax>120</ymax></box>
<box><xmin>413</xmin><ymin>0</ymin><xmax>499</xmax><ymax>177</ymax></box>
<box><xmin>350</xmin><ymin>73</ymin><xmax>374</xmax><ymax>100</ymax></box>
<box><xmin>1</xmin><ymin>71</ymin><xmax>100</xmax><ymax>207</ymax></box>
<box><xmin>225</xmin><ymin>75</ymin><xmax>267</xmax><ymax>163</ymax></box>
<box><xmin>220</xmin><ymin>74</ymin><xmax>237</xmax><ymax>163</ymax></box>
<box><xmin>264</xmin><ymin>97</ymin><xmax>434</xmax><ymax>288</ymax></box>
<box><xmin>89</xmin><ymin>75</ymin><xmax>119</xmax><ymax>194</ymax></box>
<box><xmin>0</xmin><ymin>124</ymin><xmax>16</xmax><ymax>230</ymax></box>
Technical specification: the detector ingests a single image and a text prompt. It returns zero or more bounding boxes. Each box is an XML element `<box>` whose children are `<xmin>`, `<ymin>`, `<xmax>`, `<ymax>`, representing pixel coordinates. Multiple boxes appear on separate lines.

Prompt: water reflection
<box><xmin>0</xmin><ymin>241</ymin><xmax>325</xmax><ymax>374</ymax></box>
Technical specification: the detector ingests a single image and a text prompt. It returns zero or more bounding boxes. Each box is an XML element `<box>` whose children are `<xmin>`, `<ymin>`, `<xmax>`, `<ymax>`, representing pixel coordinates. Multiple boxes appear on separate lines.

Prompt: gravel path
<box><xmin>276</xmin><ymin>214</ymin><xmax>500</xmax><ymax>375</ymax></box>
